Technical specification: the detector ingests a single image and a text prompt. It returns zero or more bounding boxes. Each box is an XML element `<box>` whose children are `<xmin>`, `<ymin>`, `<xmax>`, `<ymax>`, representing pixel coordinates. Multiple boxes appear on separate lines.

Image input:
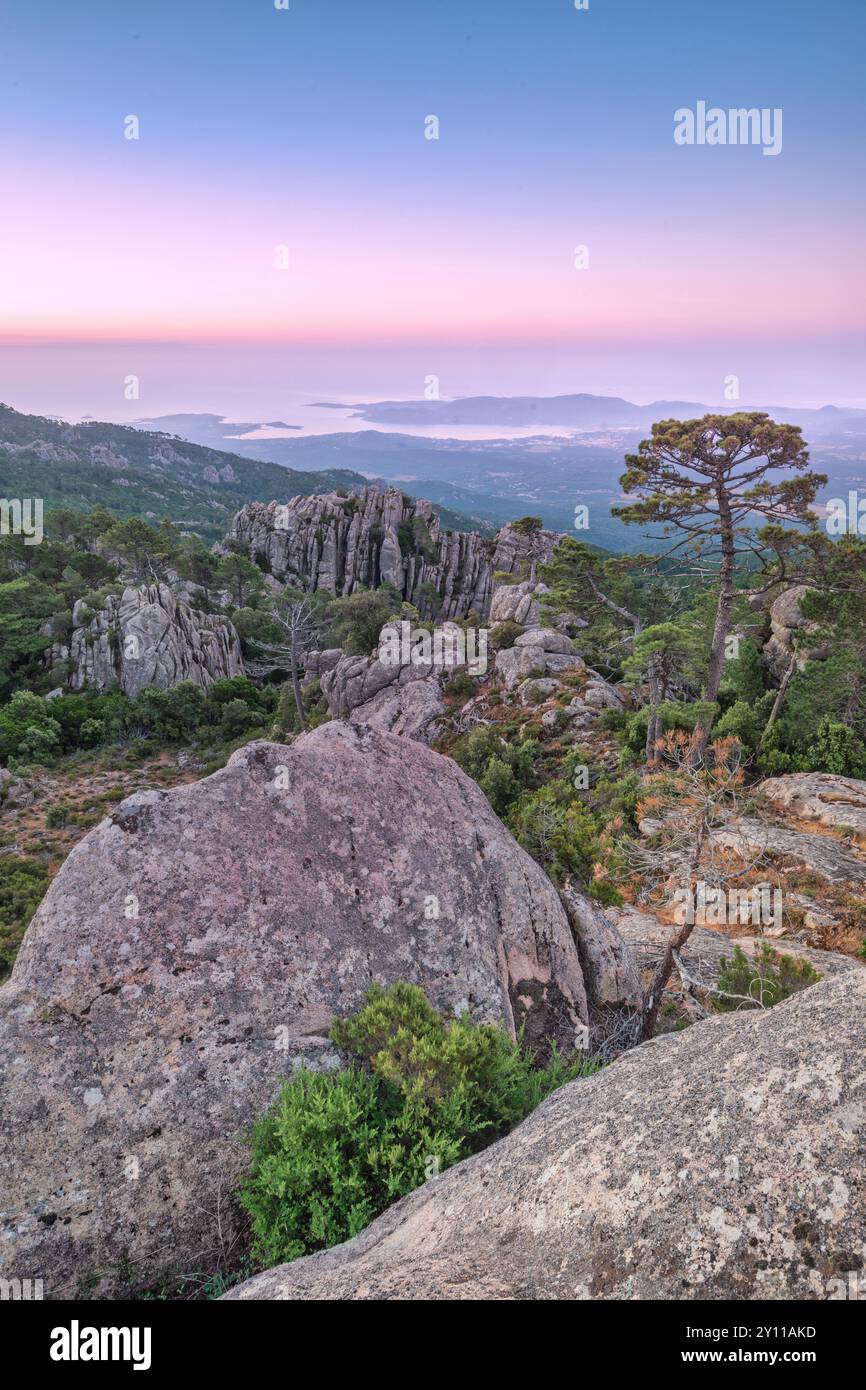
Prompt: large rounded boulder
<box><xmin>0</xmin><ymin>723</ymin><xmax>588</xmax><ymax>1297</ymax></box>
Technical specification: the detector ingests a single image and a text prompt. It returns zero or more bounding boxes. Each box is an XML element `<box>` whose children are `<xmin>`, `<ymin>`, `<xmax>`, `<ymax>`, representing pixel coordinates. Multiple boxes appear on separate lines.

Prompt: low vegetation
<box><xmin>0</xmin><ymin>856</ymin><xmax>50</xmax><ymax>976</ymax></box>
<box><xmin>713</xmin><ymin>943</ymin><xmax>822</xmax><ymax>1012</ymax></box>
<box><xmin>239</xmin><ymin>982</ymin><xmax>596</xmax><ymax>1267</ymax></box>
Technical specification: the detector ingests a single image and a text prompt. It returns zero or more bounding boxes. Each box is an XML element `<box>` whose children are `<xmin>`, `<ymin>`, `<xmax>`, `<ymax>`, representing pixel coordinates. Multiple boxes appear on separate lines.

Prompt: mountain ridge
<box><xmin>0</xmin><ymin>405</ymin><xmax>489</xmax><ymax>542</ymax></box>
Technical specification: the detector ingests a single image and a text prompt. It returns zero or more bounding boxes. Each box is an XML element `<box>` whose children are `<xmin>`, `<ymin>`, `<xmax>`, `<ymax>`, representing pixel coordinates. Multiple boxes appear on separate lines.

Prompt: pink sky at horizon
<box><xmin>2</xmin><ymin>0</ymin><xmax>864</xmax><ymax>417</ymax></box>
<box><xmin>3</xmin><ymin>153</ymin><xmax>864</xmax><ymax>346</ymax></box>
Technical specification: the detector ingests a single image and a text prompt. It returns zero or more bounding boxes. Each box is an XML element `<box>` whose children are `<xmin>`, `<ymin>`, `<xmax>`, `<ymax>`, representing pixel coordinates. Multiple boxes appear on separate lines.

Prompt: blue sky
<box><xmin>1</xmin><ymin>0</ymin><xmax>864</xmax><ymax>408</ymax></box>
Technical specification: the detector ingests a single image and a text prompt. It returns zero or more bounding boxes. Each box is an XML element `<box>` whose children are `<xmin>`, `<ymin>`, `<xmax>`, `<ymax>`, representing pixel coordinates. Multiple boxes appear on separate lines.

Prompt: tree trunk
<box><xmin>290</xmin><ymin>635</ymin><xmax>306</xmax><ymax>730</ymax></box>
<box><xmin>645</xmin><ymin>651</ymin><xmax>663</xmax><ymax>765</ymax></box>
<box><xmin>693</xmin><ymin>491</ymin><xmax>736</xmax><ymax>758</ymax></box>
<box><xmin>641</xmin><ymin>916</ymin><xmax>696</xmax><ymax>1041</ymax></box>
<box><xmin>641</xmin><ymin>817</ymin><xmax>706</xmax><ymax>1039</ymax></box>
<box><xmin>761</xmin><ymin>655</ymin><xmax>796</xmax><ymax>744</ymax></box>
<box><xmin>705</xmin><ymin>505</ymin><xmax>736</xmax><ymax>703</ymax></box>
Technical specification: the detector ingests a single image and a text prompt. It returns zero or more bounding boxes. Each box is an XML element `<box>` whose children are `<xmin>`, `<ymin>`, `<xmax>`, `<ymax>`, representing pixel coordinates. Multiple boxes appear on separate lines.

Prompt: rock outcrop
<box><xmin>764</xmin><ymin>585</ymin><xmax>828</xmax><ymax>677</ymax></box>
<box><xmin>225</xmin><ymin>498</ymin><xmax>572</xmax><ymax>625</ymax></box>
<box><xmin>319</xmin><ymin>621</ymin><xmax>485</xmax><ymax>742</ymax></box>
<box><xmin>226</xmin><ymin>490</ymin><xmax>493</xmax><ymax>619</ymax></box>
<box><xmin>489</xmin><ymin>578</ymin><xmax>545</xmax><ymax>627</ymax></box>
<box><xmin>610</xmin><ymin>906</ymin><xmax>862</xmax><ymax>985</ymax></box>
<box><xmin>0</xmin><ymin>724</ymin><xmax>591</xmax><ymax>1297</ymax></box>
<box><xmin>758</xmin><ymin>772</ymin><xmax>866</xmax><ymax>839</ymax></box>
<box><xmin>490</xmin><ymin>522</ymin><xmax>562</xmax><ymax>583</ymax></box>
<box><xmin>710</xmin><ymin>817</ymin><xmax>866</xmax><ymax>885</ymax></box>
<box><xmin>301</xmin><ymin>648</ymin><xmax>343</xmax><ymax>678</ymax></box>
<box><xmin>560</xmin><ymin>889</ymin><xmax>643</xmax><ymax>1014</ymax></box>
<box><xmin>47</xmin><ymin>583</ymin><xmax>243</xmax><ymax>697</ymax></box>
<box><xmin>495</xmin><ymin>644</ymin><xmax>584</xmax><ymax>690</ymax></box>
<box><xmin>224</xmin><ymin>970</ymin><xmax>866</xmax><ymax>1300</ymax></box>
<box><xmin>321</xmin><ymin>653</ymin><xmax>448</xmax><ymax>743</ymax></box>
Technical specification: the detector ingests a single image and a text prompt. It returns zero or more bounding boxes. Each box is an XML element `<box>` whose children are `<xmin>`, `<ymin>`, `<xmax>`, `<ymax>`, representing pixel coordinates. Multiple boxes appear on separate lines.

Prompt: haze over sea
<box><xmin>3</xmin><ymin>340</ymin><xmax>865</xmax><ymax>439</ymax></box>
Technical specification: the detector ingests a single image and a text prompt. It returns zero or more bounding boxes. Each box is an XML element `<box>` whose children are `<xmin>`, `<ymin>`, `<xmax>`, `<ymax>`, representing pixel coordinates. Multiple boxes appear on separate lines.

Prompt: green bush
<box><xmin>18</xmin><ymin>723</ymin><xmax>62</xmax><ymax>763</ymax></box>
<box><xmin>0</xmin><ymin>691</ymin><xmax>63</xmax><ymax>763</ymax></box>
<box><xmin>218</xmin><ymin>699</ymin><xmax>261</xmax><ymax>737</ymax></box>
<box><xmin>451</xmin><ymin>725</ymin><xmax>539</xmax><ymax>814</ymax></box>
<box><xmin>207</xmin><ymin>676</ymin><xmax>262</xmax><ymax>707</ymax></box>
<box><xmin>714</xmin><ymin>699</ymin><xmax>764</xmax><ymax>751</ymax></box>
<box><xmin>719</xmin><ymin>638</ymin><xmax>768</xmax><ymax>705</ymax></box>
<box><xmin>78</xmin><ymin>718</ymin><xmax>105</xmax><ymax>746</ymax></box>
<box><xmin>756</xmin><ymin>743</ymin><xmax>808</xmax><ymax>777</ymax></box>
<box><xmin>713</xmin><ymin>943</ymin><xmax>821</xmax><ymax>1012</ymax></box>
<box><xmin>130</xmin><ymin>682</ymin><xmax>207</xmax><ymax>742</ymax></box>
<box><xmin>0</xmin><ymin>856</ymin><xmax>50</xmax><ymax>977</ymax></box>
<box><xmin>325</xmin><ymin>585</ymin><xmax>401</xmax><ymax>655</ymax></box>
<box><xmin>774</xmin><ymin>654</ymin><xmax>865</xmax><ymax>757</ymax></box>
<box><xmin>239</xmin><ymin>982</ymin><xmax>594</xmax><ymax>1268</ymax></box>
<box><xmin>443</xmin><ymin>671</ymin><xmax>475</xmax><ymax>699</ymax></box>
<box><xmin>588</xmin><ymin>769</ymin><xmax>643</xmax><ymax>832</ymax></box>
<box><xmin>804</xmin><ymin>716</ymin><xmax>866</xmax><ymax>778</ymax></box>
<box><xmin>489</xmin><ymin>620</ymin><xmax>521</xmax><ymax>650</ymax></box>
<box><xmin>506</xmin><ymin>779</ymin><xmax>620</xmax><ymax>902</ymax></box>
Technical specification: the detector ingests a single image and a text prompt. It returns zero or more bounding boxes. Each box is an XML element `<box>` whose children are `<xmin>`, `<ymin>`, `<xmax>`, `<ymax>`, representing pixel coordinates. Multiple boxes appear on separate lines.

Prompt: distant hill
<box><xmin>132</xmin><ymin>405</ymin><xmax>866</xmax><ymax>551</ymax></box>
<box><xmin>335</xmin><ymin>394</ymin><xmax>866</xmax><ymax>435</ymax></box>
<box><xmin>0</xmin><ymin>406</ymin><xmax>491</xmax><ymax>542</ymax></box>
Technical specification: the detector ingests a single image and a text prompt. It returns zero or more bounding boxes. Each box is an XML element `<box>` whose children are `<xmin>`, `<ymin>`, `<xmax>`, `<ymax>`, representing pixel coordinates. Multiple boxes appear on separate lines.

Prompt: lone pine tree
<box><xmin>614</xmin><ymin>413</ymin><xmax>822</xmax><ymax>752</ymax></box>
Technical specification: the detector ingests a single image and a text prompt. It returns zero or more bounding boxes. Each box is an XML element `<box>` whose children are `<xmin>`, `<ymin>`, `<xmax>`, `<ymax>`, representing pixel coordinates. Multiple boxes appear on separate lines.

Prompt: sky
<box><xmin>1</xmin><ymin>0</ymin><xmax>865</xmax><ymax>413</ymax></box>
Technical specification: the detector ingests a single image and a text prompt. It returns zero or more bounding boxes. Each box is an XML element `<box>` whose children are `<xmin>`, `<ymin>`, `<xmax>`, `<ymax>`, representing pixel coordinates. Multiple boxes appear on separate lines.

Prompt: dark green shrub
<box><xmin>805</xmin><ymin>716</ymin><xmax>866</xmax><ymax>778</ymax></box>
<box><xmin>477</xmin><ymin>755</ymin><xmax>520</xmax><ymax>813</ymax></box>
<box><xmin>713</xmin><ymin>943</ymin><xmax>821</xmax><ymax>1012</ymax></box>
<box><xmin>775</xmin><ymin>654</ymin><xmax>865</xmax><ymax>755</ymax></box>
<box><xmin>325</xmin><ymin>585</ymin><xmax>401</xmax><ymax>655</ymax></box>
<box><xmin>714</xmin><ymin>699</ymin><xmax>764</xmax><ymax>751</ymax></box>
<box><xmin>506</xmin><ymin>779</ymin><xmax>620</xmax><ymax>902</ymax></box>
<box><xmin>451</xmin><ymin>725</ymin><xmax>539</xmax><ymax>815</ymax></box>
<box><xmin>129</xmin><ymin>682</ymin><xmax>207</xmax><ymax>742</ymax></box>
<box><xmin>218</xmin><ymin>699</ymin><xmax>261</xmax><ymax>737</ymax></box>
<box><xmin>239</xmin><ymin>982</ymin><xmax>594</xmax><ymax>1268</ymax></box>
<box><xmin>207</xmin><ymin>676</ymin><xmax>262</xmax><ymax>707</ymax></box>
<box><xmin>719</xmin><ymin>637</ymin><xmax>768</xmax><ymax>705</ymax></box>
<box><xmin>490</xmin><ymin>620</ymin><xmax>521</xmax><ymax>650</ymax></box>
<box><xmin>756</xmin><ymin>743</ymin><xmax>808</xmax><ymax>777</ymax></box>
<box><xmin>0</xmin><ymin>691</ymin><xmax>63</xmax><ymax>763</ymax></box>
<box><xmin>0</xmin><ymin>856</ymin><xmax>50</xmax><ymax>977</ymax></box>
<box><xmin>443</xmin><ymin>671</ymin><xmax>475</xmax><ymax>699</ymax></box>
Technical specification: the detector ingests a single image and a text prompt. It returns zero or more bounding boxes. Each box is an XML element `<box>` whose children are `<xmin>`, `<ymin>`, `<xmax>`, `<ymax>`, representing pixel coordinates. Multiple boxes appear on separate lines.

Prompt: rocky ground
<box><xmin>2</xmin><ymin>536</ymin><xmax>865</xmax><ymax>1302</ymax></box>
<box><xmin>1</xmin><ymin>751</ymin><xmax>200</xmax><ymax>858</ymax></box>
